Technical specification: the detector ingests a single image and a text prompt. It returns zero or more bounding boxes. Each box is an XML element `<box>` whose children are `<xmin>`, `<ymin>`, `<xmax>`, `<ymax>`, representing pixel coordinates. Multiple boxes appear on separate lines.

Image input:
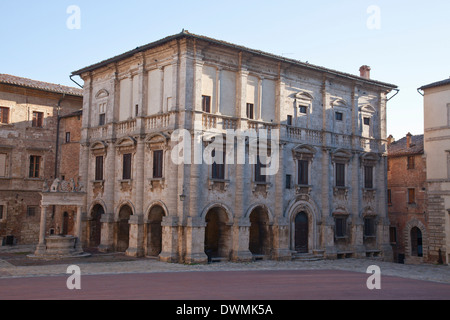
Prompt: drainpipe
<box><xmin>55</xmin><ymin>93</ymin><xmax>66</xmax><ymax>179</ymax></box>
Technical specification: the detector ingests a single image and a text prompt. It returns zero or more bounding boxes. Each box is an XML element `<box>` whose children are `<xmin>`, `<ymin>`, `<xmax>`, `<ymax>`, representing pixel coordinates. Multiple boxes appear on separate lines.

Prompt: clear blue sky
<box><xmin>1</xmin><ymin>0</ymin><xmax>449</xmax><ymax>140</ymax></box>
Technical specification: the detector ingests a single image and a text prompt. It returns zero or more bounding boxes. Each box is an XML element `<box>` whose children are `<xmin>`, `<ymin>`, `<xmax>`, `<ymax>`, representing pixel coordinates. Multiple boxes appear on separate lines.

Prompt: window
<box><xmin>335</xmin><ymin>112</ymin><xmax>343</xmax><ymax>121</ymax></box>
<box><xmin>363</xmin><ymin>117</ymin><xmax>370</xmax><ymax>126</ymax></box>
<box><xmin>408</xmin><ymin>188</ymin><xmax>415</xmax><ymax>204</ymax></box>
<box><xmin>287</xmin><ymin>115</ymin><xmax>293</xmax><ymax>126</ymax></box>
<box><xmin>299</xmin><ymin>105</ymin><xmax>307</xmax><ymax>114</ymax></box>
<box><xmin>335</xmin><ymin>217</ymin><xmax>347</xmax><ymax>238</ymax></box>
<box><xmin>153</xmin><ymin>150</ymin><xmax>163</xmax><ymax>179</ymax></box>
<box><xmin>335</xmin><ymin>163</ymin><xmax>345</xmax><ymax>187</ymax></box>
<box><xmin>99</xmin><ymin>114</ymin><xmax>106</xmax><ymax>126</ymax></box>
<box><xmin>255</xmin><ymin>156</ymin><xmax>266</xmax><ymax>183</ymax></box>
<box><xmin>364</xmin><ymin>165</ymin><xmax>373</xmax><ymax>189</ymax></box>
<box><xmin>27</xmin><ymin>206</ymin><xmax>38</xmax><ymax>217</ymax></box>
<box><xmin>123</xmin><ymin>153</ymin><xmax>132</xmax><ymax>180</ymax></box>
<box><xmin>65</xmin><ymin>132</ymin><xmax>71</xmax><ymax>143</ymax></box>
<box><xmin>29</xmin><ymin>155</ymin><xmax>41</xmax><ymax>178</ymax></box>
<box><xmin>0</xmin><ymin>205</ymin><xmax>3</xmax><ymax>220</ymax></box>
<box><xmin>246</xmin><ymin>103</ymin><xmax>254</xmax><ymax>119</ymax></box>
<box><xmin>99</xmin><ymin>103</ymin><xmax>106</xmax><ymax>126</ymax></box>
<box><xmin>0</xmin><ymin>153</ymin><xmax>6</xmax><ymax>177</ymax></box>
<box><xmin>389</xmin><ymin>227</ymin><xmax>397</xmax><ymax>244</ymax></box>
<box><xmin>387</xmin><ymin>189</ymin><xmax>392</xmax><ymax>205</ymax></box>
<box><xmin>298</xmin><ymin>160</ymin><xmax>309</xmax><ymax>185</ymax></box>
<box><xmin>364</xmin><ymin>217</ymin><xmax>376</xmax><ymax>237</ymax></box>
<box><xmin>32</xmin><ymin>111</ymin><xmax>44</xmax><ymax>128</ymax></box>
<box><xmin>285</xmin><ymin>174</ymin><xmax>292</xmax><ymax>189</ymax></box>
<box><xmin>202</xmin><ymin>95</ymin><xmax>211</xmax><ymax>113</ymax></box>
<box><xmin>407</xmin><ymin>156</ymin><xmax>415</xmax><ymax>170</ymax></box>
<box><xmin>211</xmin><ymin>149</ymin><xmax>225</xmax><ymax>180</ymax></box>
<box><xmin>0</xmin><ymin>107</ymin><xmax>9</xmax><ymax>124</ymax></box>
<box><xmin>95</xmin><ymin>156</ymin><xmax>103</xmax><ymax>181</ymax></box>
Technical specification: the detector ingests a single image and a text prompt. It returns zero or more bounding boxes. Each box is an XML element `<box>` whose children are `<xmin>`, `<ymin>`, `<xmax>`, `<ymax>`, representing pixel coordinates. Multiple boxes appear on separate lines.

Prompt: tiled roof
<box><xmin>419</xmin><ymin>78</ymin><xmax>450</xmax><ymax>91</ymax></box>
<box><xmin>0</xmin><ymin>73</ymin><xmax>83</xmax><ymax>96</ymax></box>
<box><xmin>72</xmin><ymin>30</ymin><xmax>397</xmax><ymax>90</ymax></box>
<box><xmin>388</xmin><ymin>134</ymin><xmax>424</xmax><ymax>157</ymax></box>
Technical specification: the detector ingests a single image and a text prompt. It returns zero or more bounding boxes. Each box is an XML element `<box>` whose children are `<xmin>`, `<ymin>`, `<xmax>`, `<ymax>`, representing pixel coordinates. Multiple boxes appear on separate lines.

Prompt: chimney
<box><xmin>387</xmin><ymin>135</ymin><xmax>395</xmax><ymax>146</ymax></box>
<box><xmin>406</xmin><ymin>132</ymin><xmax>412</xmax><ymax>148</ymax></box>
<box><xmin>359</xmin><ymin>65</ymin><xmax>371</xmax><ymax>79</ymax></box>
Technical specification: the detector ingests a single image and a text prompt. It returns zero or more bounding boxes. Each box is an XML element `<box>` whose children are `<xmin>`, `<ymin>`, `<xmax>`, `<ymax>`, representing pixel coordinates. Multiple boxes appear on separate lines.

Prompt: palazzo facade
<box><xmin>72</xmin><ymin>31</ymin><xmax>397</xmax><ymax>263</ymax></box>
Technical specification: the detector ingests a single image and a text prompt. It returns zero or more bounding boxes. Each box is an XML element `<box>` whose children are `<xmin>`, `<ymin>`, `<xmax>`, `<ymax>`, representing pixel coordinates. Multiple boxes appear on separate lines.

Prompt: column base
<box><xmin>184</xmin><ymin>252</ymin><xmax>208</xmax><ymax>264</ymax></box>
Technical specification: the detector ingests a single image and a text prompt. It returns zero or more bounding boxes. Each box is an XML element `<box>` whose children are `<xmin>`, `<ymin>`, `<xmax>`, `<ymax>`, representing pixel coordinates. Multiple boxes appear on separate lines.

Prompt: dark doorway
<box><xmin>89</xmin><ymin>204</ymin><xmax>104</xmax><ymax>248</ymax></box>
<box><xmin>249</xmin><ymin>207</ymin><xmax>270</xmax><ymax>256</ymax></box>
<box><xmin>411</xmin><ymin>227</ymin><xmax>423</xmax><ymax>257</ymax></box>
<box><xmin>117</xmin><ymin>205</ymin><xmax>132</xmax><ymax>252</ymax></box>
<box><xmin>295</xmin><ymin>212</ymin><xmax>308</xmax><ymax>253</ymax></box>
<box><xmin>204</xmin><ymin>207</ymin><xmax>230</xmax><ymax>260</ymax></box>
<box><xmin>147</xmin><ymin>205</ymin><xmax>164</xmax><ymax>256</ymax></box>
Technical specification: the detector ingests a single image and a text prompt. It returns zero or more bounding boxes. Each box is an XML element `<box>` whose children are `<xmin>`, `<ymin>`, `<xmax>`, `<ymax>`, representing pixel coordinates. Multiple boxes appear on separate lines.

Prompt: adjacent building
<box><xmin>419</xmin><ymin>78</ymin><xmax>450</xmax><ymax>265</ymax></box>
<box><xmin>387</xmin><ymin>133</ymin><xmax>428</xmax><ymax>264</ymax></box>
<box><xmin>70</xmin><ymin>31</ymin><xmax>397</xmax><ymax>263</ymax></box>
<box><xmin>0</xmin><ymin>74</ymin><xmax>82</xmax><ymax>245</ymax></box>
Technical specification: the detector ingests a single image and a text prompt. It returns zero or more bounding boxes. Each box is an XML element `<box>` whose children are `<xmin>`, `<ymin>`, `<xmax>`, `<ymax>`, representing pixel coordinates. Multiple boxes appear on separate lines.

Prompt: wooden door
<box><xmin>295</xmin><ymin>212</ymin><xmax>308</xmax><ymax>253</ymax></box>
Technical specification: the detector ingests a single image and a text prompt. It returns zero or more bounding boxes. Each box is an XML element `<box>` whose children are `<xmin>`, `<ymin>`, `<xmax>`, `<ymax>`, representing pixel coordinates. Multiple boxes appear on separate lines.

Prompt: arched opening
<box><xmin>89</xmin><ymin>204</ymin><xmax>104</xmax><ymax>248</ymax></box>
<box><xmin>295</xmin><ymin>212</ymin><xmax>308</xmax><ymax>253</ymax></box>
<box><xmin>411</xmin><ymin>227</ymin><xmax>423</xmax><ymax>257</ymax></box>
<box><xmin>117</xmin><ymin>205</ymin><xmax>132</xmax><ymax>252</ymax></box>
<box><xmin>204</xmin><ymin>206</ymin><xmax>231</xmax><ymax>260</ymax></box>
<box><xmin>147</xmin><ymin>205</ymin><xmax>164</xmax><ymax>257</ymax></box>
<box><xmin>249</xmin><ymin>207</ymin><xmax>271</xmax><ymax>256</ymax></box>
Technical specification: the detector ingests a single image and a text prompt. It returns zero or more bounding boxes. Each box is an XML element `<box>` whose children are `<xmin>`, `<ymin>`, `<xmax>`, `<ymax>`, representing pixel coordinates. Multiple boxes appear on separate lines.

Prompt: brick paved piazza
<box><xmin>0</xmin><ymin>247</ymin><xmax>449</xmax><ymax>300</ymax></box>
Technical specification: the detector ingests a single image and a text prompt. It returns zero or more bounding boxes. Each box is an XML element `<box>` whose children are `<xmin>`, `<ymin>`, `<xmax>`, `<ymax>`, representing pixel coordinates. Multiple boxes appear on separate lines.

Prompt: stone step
<box><xmin>292</xmin><ymin>252</ymin><xmax>323</xmax><ymax>261</ymax></box>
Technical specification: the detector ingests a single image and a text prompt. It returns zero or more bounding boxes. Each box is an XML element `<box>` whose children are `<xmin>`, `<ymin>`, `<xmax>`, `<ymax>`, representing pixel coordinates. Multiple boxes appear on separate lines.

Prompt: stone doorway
<box><xmin>295</xmin><ymin>212</ymin><xmax>308</xmax><ymax>253</ymax></box>
<box><xmin>117</xmin><ymin>205</ymin><xmax>132</xmax><ymax>252</ymax></box>
<box><xmin>204</xmin><ymin>206</ymin><xmax>231</xmax><ymax>260</ymax></box>
<box><xmin>89</xmin><ymin>204</ymin><xmax>104</xmax><ymax>248</ymax></box>
<box><xmin>411</xmin><ymin>227</ymin><xmax>423</xmax><ymax>257</ymax></box>
<box><xmin>249</xmin><ymin>207</ymin><xmax>271</xmax><ymax>256</ymax></box>
<box><xmin>146</xmin><ymin>205</ymin><xmax>164</xmax><ymax>257</ymax></box>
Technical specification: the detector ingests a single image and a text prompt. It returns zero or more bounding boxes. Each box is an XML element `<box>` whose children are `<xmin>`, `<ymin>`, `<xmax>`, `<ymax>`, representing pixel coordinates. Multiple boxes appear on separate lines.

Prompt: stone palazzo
<box><xmin>71</xmin><ymin>31</ymin><xmax>397</xmax><ymax>263</ymax></box>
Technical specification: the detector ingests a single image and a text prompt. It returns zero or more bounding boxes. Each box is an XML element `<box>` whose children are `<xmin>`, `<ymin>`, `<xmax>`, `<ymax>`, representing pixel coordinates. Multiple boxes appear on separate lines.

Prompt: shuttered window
<box><xmin>298</xmin><ymin>160</ymin><xmax>309</xmax><ymax>185</ymax></box>
<box><xmin>95</xmin><ymin>156</ymin><xmax>103</xmax><ymax>181</ymax></box>
<box><xmin>202</xmin><ymin>95</ymin><xmax>211</xmax><ymax>113</ymax></box>
<box><xmin>255</xmin><ymin>156</ymin><xmax>266</xmax><ymax>183</ymax></box>
<box><xmin>32</xmin><ymin>111</ymin><xmax>43</xmax><ymax>128</ymax></box>
<box><xmin>153</xmin><ymin>150</ymin><xmax>163</xmax><ymax>178</ymax></box>
<box><xmin>335</xmin><ymin>163</ymin><xmax>345</xmax><ymax>187</ymax></box>
<box><xmin>0</xmin><ymin>107</ymin><xmax>9</xmax><ymax>124</ymax></box>
<box><xmin>364</xmin><ymin>165</ymin><xmax>373</xmax><ymax>189</ymax></box>
<box><xmin>211</xmin><ymin>150</ymin><xmax>225</xmax><ymax>180</ymax></box>
<box><xmin>123</xmin><ymin>153</ymin><xmax>132</xmax><ymax>180</ymax></box>
<box><xmin>29</xmin><ymin>156</ymin><xmax>41</xmax><ymax>178</ymax></box>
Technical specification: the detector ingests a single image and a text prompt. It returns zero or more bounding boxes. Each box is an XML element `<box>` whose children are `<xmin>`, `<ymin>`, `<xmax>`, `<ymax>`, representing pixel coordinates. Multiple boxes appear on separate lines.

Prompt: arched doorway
<box><xmin>295</xmin><ymin>212</ymin><xmax>308</xmax><ymax>253</ymax></box>
<box><xmin>89</xmin><ymin>204</ymin><xmax>104</xmax><ymax>248</ymax></box>
<box><xmin>204</xmin><ymin>206</ymin><xmax>231</xmax><ymax>260</ymax></box>
<box><xmin>146</xmin><ymin>205</ymin><xmax>164</xmax><ymax>257</ymax></box>
<box><xmin>411</xmin><ymin>227</ymin><xmax>423</xmax><ymax>257</ymax></box>
<box><xmin>117</xmin><ymin>205</ymin><xmax>132</xmax><ymax>252</ymax></box>
<box><xmin>249</xmin><ymin>207</ymin><xmax>271</xmax><ymax>256</ymax></box>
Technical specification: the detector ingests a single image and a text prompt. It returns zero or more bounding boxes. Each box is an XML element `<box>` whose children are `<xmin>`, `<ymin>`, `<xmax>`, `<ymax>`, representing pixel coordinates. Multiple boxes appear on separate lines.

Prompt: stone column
<box><xmin>98</xmin><ymin>213</ymin><xmax>115</xmax><ymax>252</ymax></box>
<box><xmin>231</xmin><ymin>220</ymin><xmax>253</xmax><ymax>262</ymax></box>
<box><xmin>75</xmin><ymin>205</ymin><xmax>83</xmax><ymax>252</ymax></box>
<box><xmin>272</xmin><ymin>217</ymin><xmax>292</xmax><ymax>261</ymax></box>
<box><xmin>184</xmin><ymin>216</ymin><xmax>208</xmax><ymax>264</ymax></box>
<box><xmin>34</xmin><ymin>205</ymin><xmax>48</xmax><ymax>255</ymax></box>
<box><xmin>126</xmin><ymin>214</ymin><xmax>145</xmax><ymax>257</ymax></box>
<box><xmin>159</xmin><ymin>216</ymin><xmax>179</xmax><ymax>263</ymax></box>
